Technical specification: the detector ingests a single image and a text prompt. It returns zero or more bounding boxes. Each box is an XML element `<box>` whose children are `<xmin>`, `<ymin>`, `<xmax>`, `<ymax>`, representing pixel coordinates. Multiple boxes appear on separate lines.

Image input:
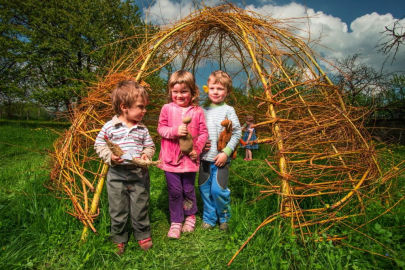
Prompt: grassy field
<box><xmin>0</xmin><ymin>122</ymin><xmax>404</xmax><ymax>269</ymax></box>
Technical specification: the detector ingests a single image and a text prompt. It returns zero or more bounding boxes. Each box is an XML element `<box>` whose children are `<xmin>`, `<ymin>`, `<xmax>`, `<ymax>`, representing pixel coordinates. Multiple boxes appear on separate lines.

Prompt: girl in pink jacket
<box><xmin>157</xmin><ymin>70</ymin><xmax>208</xmax><ymax>239</ymax></box>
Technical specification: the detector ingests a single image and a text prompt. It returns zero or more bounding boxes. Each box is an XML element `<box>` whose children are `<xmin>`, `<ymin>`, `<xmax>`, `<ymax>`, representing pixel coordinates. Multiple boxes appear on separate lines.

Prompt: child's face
<box><xmin>120</xmin><ymin>96</ymin><xmax>147</xmax><ymax>124</ymax></box>
<box><xmin>171</xmin><ymin>83</ymin><xmax>192</xmax><ymax>107</ymax></box>
<box><xmin>208</xmin><ymin>81</ymin><xmax>227</xmax><ymax>104</ymax></box>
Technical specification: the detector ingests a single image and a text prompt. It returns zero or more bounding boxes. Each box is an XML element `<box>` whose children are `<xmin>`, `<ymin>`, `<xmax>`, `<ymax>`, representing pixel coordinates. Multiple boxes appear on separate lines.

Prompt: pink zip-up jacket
<box><xmin>157</xmin><ymin>102</ymin><xmax>208</xmax><ymax>173</ymax></box>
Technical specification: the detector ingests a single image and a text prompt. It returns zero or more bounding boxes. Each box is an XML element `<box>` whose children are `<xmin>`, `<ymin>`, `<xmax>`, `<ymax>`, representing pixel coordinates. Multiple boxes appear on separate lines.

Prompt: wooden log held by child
<box><xmin>217</xmin><ymin>118</ymin><xmax>237</xmax><ymax>159</ymax></box>
<box><xmin>104</xmin><ymin>135</ymin><xmax>161</xmax><ymax>167</ymax></box>
<box><xmin>177</xmin><ymin>116</ymin><xmax>193</xmax><ymax>163</ymax></box>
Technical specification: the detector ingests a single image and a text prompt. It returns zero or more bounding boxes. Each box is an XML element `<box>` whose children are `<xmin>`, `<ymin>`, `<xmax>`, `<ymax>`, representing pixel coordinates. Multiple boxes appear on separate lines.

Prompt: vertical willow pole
<box><xmin>237</xmin><ymin>21</ymin><xmax>293</xmax><ymax>221</ymax></box>
<box><xmin>81</xmin><ymin>164</ymin><xmax>108</xmax><ymax>241</ymax></box>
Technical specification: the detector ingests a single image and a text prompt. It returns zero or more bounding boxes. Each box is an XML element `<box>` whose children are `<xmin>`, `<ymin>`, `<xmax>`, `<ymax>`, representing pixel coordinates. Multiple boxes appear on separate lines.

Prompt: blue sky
<box><xmin>138</xmin><ymin>0</ymin><xmax>405</xmax><ymax>87</ymax></box>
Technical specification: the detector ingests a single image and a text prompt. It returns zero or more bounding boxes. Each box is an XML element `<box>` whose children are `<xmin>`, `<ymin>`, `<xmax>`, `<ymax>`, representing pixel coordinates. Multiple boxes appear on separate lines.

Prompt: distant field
<box><xmin>0</xmin><ymin>122</ymin><xmax>404</xmax><ymax>269</ymax></box>
<box><xmin>0</xmin><ymin>119</ymin><xmax>70</xmax><ymax>127</ymax></box>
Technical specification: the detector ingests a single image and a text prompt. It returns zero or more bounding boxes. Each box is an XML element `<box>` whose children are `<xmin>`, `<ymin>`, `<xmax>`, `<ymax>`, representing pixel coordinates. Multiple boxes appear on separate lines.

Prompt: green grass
<box><xmin>0</xmin><ymin>123</ymin><xmax>404</xmax><ymax>269</ymax></box>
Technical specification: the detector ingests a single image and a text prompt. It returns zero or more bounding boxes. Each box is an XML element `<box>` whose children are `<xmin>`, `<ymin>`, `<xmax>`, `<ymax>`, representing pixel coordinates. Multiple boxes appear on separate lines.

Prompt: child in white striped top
<box><xmin>199</xmin><ymin>70</ymin><xmax>242</xmax><ymax>231</ymax></box>
<box><xmin>94</xmin><ymin>80</ymin><xmax>154</xmax><ymax>254</ymax></box>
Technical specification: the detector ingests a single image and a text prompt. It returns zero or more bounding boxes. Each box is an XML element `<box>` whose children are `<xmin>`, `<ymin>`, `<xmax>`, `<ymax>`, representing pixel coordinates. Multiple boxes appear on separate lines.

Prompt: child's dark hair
<box><xmin>111</xmin><ymin>80</ymin><xmax>149</xmax><ymax>115</ymax></box>
<box><xmin>207</xmin><ymin>70</ymin><xmax>232</xmax><ymax>93</ymax></box>
<box><xmin>167</xmin><ymin>70</ymin><xmax>199</xmax><ymax>105</ymax></box>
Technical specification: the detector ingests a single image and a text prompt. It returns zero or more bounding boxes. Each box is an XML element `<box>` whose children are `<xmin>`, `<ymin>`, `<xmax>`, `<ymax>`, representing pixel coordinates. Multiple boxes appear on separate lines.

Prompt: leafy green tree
<box><xmin>0</xmin><ymin>0</ymin><xmax>147</xmax><ymax>113</ymax></box>
<box><xmin>0</xmin><ymin>2</ymin><xmax>30</xmax><ymax>117</ymax></box>
<box><xmin>375</xmin><ymin>74</ymin><xmax>405</xmax><ymax>119</ymax></box>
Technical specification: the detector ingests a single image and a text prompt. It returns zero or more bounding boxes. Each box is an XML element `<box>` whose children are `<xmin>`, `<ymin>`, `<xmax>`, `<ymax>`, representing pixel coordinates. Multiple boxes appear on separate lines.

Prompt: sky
<box><xmin>137</xmin><ymin>0</ymin><xmax>405</xmax><ymax>86</ymax></box>
<box><xmin>254</xmin><ymin>0</ymin><xmax>405</xmax><ymax>26</ymax></box>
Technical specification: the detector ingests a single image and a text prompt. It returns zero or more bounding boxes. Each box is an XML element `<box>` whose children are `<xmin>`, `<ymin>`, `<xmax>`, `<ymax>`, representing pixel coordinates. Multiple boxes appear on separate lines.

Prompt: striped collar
<box><xmin>111</xmin><ymin>115</ymin><xmax>146</xmax><ymax>129</ymax></box>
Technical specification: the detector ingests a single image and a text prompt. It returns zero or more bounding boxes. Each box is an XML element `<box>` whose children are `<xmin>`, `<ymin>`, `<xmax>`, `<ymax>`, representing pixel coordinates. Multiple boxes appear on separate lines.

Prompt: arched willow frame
<box><xmin>51</xmin><ymin>4</ymin><xmax>398</xmax><ymax>263</ymax></box>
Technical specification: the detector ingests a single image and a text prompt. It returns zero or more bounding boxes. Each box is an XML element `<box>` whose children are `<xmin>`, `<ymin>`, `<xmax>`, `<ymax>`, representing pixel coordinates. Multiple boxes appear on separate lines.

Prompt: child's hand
<box><xmin>141</xmin><ymin>154</ymin><xmax>150</xmax><ymax>161</ymax></box>
<box><xmin>177</xmin><ymin>124</ymin><xmax>188</xmax><ymax>137</ymax></box>
<box><xmin>111</xmin><ymin>154</ymin><xmax>124</xmax><ymax>164</ymax></box>
<box><xmin>202</xmin><ymin>140</ymin><xmax>211</xmax><ymax>152</ymax></box>
<box><xmin>189</xmin><ymin>150</ymin><xmax>197</xmax><ymax>161</ymax></box>
<box><xmin>214</xmin><ymin>152</ymin><xmax>228</xmax><ymax>167</ymax></box>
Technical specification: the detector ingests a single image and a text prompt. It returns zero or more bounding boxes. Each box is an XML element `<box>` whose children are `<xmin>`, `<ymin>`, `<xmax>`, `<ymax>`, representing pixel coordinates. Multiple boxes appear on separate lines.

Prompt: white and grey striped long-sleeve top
<box><xmin>201</xmin><ymin>103</ymin><xmax>242</xmax><ymax>162</ymax></box>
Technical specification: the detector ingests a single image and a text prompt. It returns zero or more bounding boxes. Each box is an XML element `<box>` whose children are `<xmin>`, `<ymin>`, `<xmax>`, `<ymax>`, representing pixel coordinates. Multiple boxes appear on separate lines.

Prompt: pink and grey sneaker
<box><xmin>182</xmin><ymin>215</ymin><xmax>196</xmax><ymax>233</ymax></box>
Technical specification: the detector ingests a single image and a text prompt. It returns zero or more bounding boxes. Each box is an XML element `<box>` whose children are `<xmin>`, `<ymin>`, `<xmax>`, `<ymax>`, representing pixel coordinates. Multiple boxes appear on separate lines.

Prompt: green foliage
<box><xmin>0</xmin><ymin>0</ymin><xmax>148</xmax><ymax>112</ymax></box>
<box><xmin>375</xmin><ymin>74</ymin><xmax>405</xmax><ymax>117</ymax></box>
<box><xmin>0</xmin><ymin>119</ymin><xmax>70</xmax><ymax>128</ymax></box>
<box><xmin>0</xmin><ymin>0</ymin><xmax>28</xmax><ymax>109</ymax></box>
<box><xmin>0</xmin><ymin>102</ymin><xmax>54</xmax><ymax>120</ymax></box>
<box><xmin>0</xmin><ymin>123</ymin><xmax>404</xmax><ymax>269</ymax></box>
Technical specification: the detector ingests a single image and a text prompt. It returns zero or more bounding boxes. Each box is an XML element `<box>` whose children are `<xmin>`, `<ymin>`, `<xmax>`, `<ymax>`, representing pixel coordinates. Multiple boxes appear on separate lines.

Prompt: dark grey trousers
<box><xmin>106</xmin><ymin>165</ymin><xmax>151</xmax><ymax>243</ymax></box>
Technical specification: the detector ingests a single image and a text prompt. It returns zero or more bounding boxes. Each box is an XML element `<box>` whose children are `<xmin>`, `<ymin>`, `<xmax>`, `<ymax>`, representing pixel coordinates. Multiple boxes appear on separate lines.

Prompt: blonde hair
<box><xmin>207</xmin><ymin>70</ymin><xmax>232</xmax><ymax>93</ymax></box>
<box><xmin>111</xmin><ymin>80</ymin><xmax>149</xmax><ymax>115</ymax></box>
<box><xmin>167</xmin><ymin>70</ymin><xmax>199</xmax><ymax>105</ymax></box>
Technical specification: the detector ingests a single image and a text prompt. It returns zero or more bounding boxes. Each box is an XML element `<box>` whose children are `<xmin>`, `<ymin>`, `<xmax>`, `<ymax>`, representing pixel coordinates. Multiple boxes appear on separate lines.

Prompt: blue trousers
<box><xmin>198</xmin><ymin>161</ymin><xmax>231</xmax><ymax>226</ymax></box>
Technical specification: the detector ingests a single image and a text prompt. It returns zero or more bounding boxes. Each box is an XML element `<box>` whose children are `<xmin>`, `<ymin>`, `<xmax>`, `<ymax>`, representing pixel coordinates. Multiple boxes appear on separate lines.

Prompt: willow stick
<box><xmin>236</xmin><ymin>20</ymin><xmax>292</xmax><ymax>217</ymax></box>
<box><xmin>270</xmin><ymin>29</ymin><xmax>379</xmax><ymax>180</ymax></box>
<box><xmin>329</xmin><ymin>169</ymin><xmax>370</xmax><ymax>209</ymax></box>
<box><xmin>81</xmin><ymin>164</ymin><xmax>109</xmax><ymax>241</ymax></box>
<box><xmin>228</xmin><ymin>214</ymin><xmax>279</xmax><ymax>266</ymax></box>
<box><xmin>135</xmin><ymin>21</ymin><xmax>193</xmax><ymax>82</ymax></box>
<box><xmin>265</xmin><ymin>48</ymin><xmax>365</xmax><ymax>211</ymax></box>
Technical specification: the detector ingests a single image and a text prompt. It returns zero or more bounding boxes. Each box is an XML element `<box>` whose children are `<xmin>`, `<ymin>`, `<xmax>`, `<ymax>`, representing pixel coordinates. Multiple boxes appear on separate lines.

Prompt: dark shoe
<box><xmin>219</xmin><ymin>222</ymin><xmax>228</xmax><ymax>231</ymax></box>
<box><xmin>138</xmin><ymin>237</ymin><xmax>153</xmax><ymax>251</ymax></box>
<box><xmin>115</xmin><ymin>242</ymin><xmax>125</xmax><ymax>255</ymax></box>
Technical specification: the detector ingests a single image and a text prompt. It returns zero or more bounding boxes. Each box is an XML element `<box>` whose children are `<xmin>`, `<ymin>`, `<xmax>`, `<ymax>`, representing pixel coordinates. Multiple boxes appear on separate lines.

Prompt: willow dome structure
<box><xmin>51</xmin><ymin>4</ymin><xmax>392</xmax><ymax>250</ymax></box>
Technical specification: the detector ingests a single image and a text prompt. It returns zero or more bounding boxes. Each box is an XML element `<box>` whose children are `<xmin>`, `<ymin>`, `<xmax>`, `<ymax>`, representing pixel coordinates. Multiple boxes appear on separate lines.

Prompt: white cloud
<box><xmin>143</xmin><ymin>0</ymin><xmax>194</xmax><ymax>25</ymax></box>
<box><xmin>256</xmin><ymin>0</ymin><xmax>276</xmax><ymax>3</ymax></box>
<box><xmin>245</xmin><ymin>3</ymin><xmax>405</xmax><ymax>73</ymax></box>
<box><xmin>143</xmin><ymin>0</ymin><xmax>221</xmax><ymax>25</ymax></box>
<box><xmin>143</xmin><ymin>1</ymin><xmax>405</xmax><ymax>73</ymax></box>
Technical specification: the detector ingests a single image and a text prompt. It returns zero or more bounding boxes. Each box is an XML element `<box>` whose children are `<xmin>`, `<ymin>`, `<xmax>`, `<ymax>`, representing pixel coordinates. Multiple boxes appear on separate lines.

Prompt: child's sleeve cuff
<box><xmin>222</xmin><ymin>146</ymin><xmax>232</xmax><ymax>157</ymax></box>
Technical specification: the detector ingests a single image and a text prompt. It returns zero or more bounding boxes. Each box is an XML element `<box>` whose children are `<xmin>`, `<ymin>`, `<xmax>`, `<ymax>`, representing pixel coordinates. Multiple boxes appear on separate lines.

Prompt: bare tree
<box><xmin>379</xmin><ymin>19</ymin><xmax>405</xmax><ymax>62</ymax></box>
<box><xmin>333</xmin><ymin>54</ymin><xmax>388</xmax><ymax>106</ymax></box>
